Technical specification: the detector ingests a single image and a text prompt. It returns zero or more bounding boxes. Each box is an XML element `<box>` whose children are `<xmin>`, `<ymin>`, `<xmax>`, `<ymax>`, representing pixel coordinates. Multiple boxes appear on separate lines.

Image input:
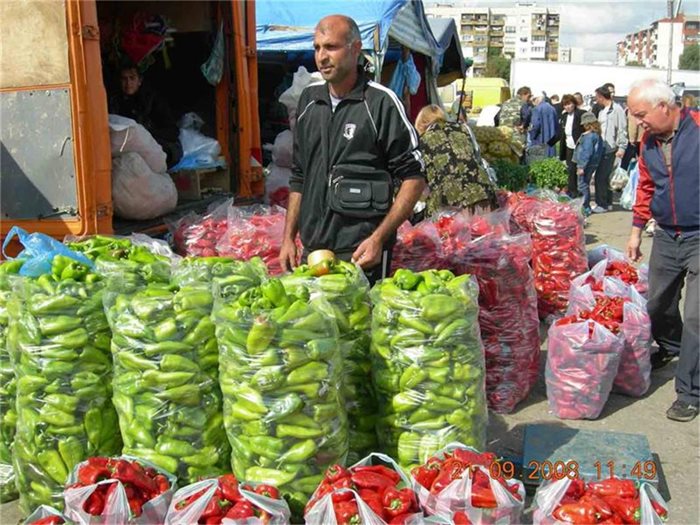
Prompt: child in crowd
<box><xmin>573</xmin><ymin>111</ymin><xmax>605</xmax><ymax>215</ymax></box>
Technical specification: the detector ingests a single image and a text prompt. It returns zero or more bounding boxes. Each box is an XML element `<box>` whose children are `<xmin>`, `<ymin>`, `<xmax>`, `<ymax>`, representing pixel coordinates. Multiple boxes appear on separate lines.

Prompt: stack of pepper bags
<box><xmin>215</xmin><ymin>204</ymin><xmax>301</xmax><ymax>276</ymax></box>
<box><xmin>586</xmin><ymin>245</ymin><xmax>649</xmax><ymax>297</ymax></box>
<box><xmin>280</xmin><ymin>259</ymin><xmax>376</xmax><ymax>464</ymax></box>
<box><xmin>454</xmin><ymin>232</ymin><xmax>540</xmax><ymax>413</ymax></box>
<box><xmin>212</xmin><ymin>277</ymin><xmax>349</xmax><ymax>515</ymax></box>
<box><xmin>390</xmin><ymin>220</ymin><xmax>444</xmax><ymax>274</ymax></box>
<box><xmin>7</xmin><ymin>254</ymin><xmax>121</xmax><ymax>514</ymax></box>
<box><xmin>171</xmin><ymin>199</ymin><xmax>232</xmax><ymax>258</ymax></box>
<box><xmin>506</xmin><ymin>193</ymin><xmax>587</xmax><ymax>319</ymax></box>
<box><xmin>0</xmin><ymin>260</ymin><xmax>23</xmax><ymax>503</ymax></box>
<box><xmin>370</xmin><ymin>269</ymin><xmax>487</xmax><ymax>471</ymax></box>
<box><xmin>104</xmin><ymin>257</ymin><xmax>265</xmax><ymax>484</ymax></box>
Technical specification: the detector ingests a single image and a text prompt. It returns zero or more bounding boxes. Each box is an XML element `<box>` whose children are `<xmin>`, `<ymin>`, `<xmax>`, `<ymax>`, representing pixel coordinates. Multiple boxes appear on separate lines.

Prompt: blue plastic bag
<box><xmin>2</xmin><ymin>226</ymin><xmax>93</xmax><ymax>277</ymax></box>
<box><xmin>620</xmin><ymin>161</ymin><xmax>639</xmax><ymax>210</ymax></box>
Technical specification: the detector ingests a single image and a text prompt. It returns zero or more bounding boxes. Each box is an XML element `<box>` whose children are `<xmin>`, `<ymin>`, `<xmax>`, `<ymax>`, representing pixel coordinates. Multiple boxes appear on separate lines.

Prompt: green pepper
<box><xmin>142</xmin><ymin>369</ymin><xmax>195</xmax><ymax>388</ymax></box>
<box><xmin>260</xmin><ymin>279</ymin><xmax>289</xmax><ymax>307</ymax></box>
<box><xmin>118</xmin><ymin>351</ymin><xmax>158</xmax><ymax>372</ymax></box>
<box><xmin>156</xmin><ymin>384</ymin><xmax>200</xmax><ymax>406</ymax></box>
<box><xmin>250</xmin><ymin>366</ymin><xmax>285</xmax><ymax>392</ymax></box>
<box><xmin>420</xmin><ymin>294</ymin><xmax>462</xmax><ymax>321</ymax></box>
<box><xmin>153</xmin><ymin>318</ymin><xmax>178</xmax><ymax>341</ymax></box>
<box><xmin>57</xmin><ymin>437</ymin><xmax>84</xmax><ymax>470</ymax></box>
<box><xmin>249</xmin><ymin>436</ymin><xmax>285</xmax><ymax>459</ymax></box>
<box><xmin>279</xmin><ymin>413</ymin><xmax>320</xmax><ymax>429</ymax></box>
<box><xmin>287</xmin><ymin>362</ymin><xmax>328</xmax><ymax>385</ymax></box>
<box><xmin>434</xmin><ymin>319</ymin><xmax>470</xmax><ymax>344</ymax></box>
<box><xmin>399</xmin><ymin>365</ymin><xmax>427</xmax><ymax>390</ymax></box>
<box><xmin>392</xmin><ymin>391</ymin><xmax>422</xmax><ymax>413</ymax></box>
<box><xmin>156</xmin><ymin>437</ymin><xmax>197</xmax><ymax>456</ymax></box>
<box><xmin>143</xmin><ymin>341</ymin><xmax>192</xmax><ymax>357</ymax></box>
<box><xmin>263</xmin><ymin>393</ymin><xmax>303</xmax><ymax>422</ymax></box>
<box><xmin>393</xmin><ymin>269</ymin><xmax>421</xmax><ymax>290</ymax></box>
<box><xmin>160</xmin><ymin>354</ymin><xmax>200</xmax><ymax>373</ymax></box>
<box><xmin>245</xmin><ymin>467</ymin><xmax>297</xmax><ymax>487</ymax></box>
<box><xmin>36</xmin><ymin>450</ymin><xmax>69</xmax><ymax>484</ymax></box>
<box><xmin>38</xmin><ymin>315</ymin><xmax>83</xmax><ymax>337</ymax></box>
<box><xmin>276</xmin><ymin>424</ymin><xmax>324</xmax><ymax>439</ymax></box>
<box><xmin>246</xmin><ymin>319</ymin><xmax>276</xmax><ymax>355</ymax></box>
<box><xmin>277</xmin><ymin>439</ymin><xmax>317</xmax><ymax>463</ymax></box>
<box><xmin>397</xmin><ymin>313</ymin><xmax>434</xmax><ymax>335</ymax></box>
<box><xmin>397</xmin><ymin>432</ymin><xmax>421</xmax><ymax>465</ymax></box>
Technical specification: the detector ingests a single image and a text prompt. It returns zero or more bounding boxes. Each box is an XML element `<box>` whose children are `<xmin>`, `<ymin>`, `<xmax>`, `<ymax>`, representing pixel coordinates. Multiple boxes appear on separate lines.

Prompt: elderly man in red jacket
<box><xmin>626</xmin><ymin>78</ymin><xmax>699</xmax><ymax>422</ymax></box>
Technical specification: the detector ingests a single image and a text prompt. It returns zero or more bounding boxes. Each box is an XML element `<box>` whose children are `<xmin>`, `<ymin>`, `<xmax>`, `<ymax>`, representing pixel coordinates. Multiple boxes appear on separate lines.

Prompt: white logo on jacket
<box><xmin>343</xmin><ymin>123</ymin><xmax>356</xmax><ymax>140</ymax></box>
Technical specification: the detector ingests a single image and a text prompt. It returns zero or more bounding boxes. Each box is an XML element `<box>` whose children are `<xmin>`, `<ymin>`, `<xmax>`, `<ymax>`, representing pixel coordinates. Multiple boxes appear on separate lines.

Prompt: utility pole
<box><xmin>667</xmin><ymin>0</ymin><xmax>683</xmax><ymax>84</ymax></box>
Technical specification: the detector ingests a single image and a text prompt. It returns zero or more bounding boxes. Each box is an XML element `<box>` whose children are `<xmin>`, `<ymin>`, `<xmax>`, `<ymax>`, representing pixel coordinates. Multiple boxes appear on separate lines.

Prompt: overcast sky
<box><xmin>426</xmin><ymin>1</ymin><xmax>688</xmax><ymax>62</ymax></box>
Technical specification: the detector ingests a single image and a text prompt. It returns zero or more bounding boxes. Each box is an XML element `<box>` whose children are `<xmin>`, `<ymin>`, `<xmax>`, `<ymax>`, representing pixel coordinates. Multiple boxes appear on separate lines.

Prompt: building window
<box><xmin>505</xmin><ymin>26</ymin><xmax>516</xmax><ymax>33</ymax></box>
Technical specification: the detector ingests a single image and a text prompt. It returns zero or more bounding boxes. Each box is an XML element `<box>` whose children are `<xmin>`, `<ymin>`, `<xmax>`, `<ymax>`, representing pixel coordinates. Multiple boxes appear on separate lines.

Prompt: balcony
<box><xmin>490</xmin><ymin>40</ymin><xmax>504</xmax><ymax>47</ymax></box>
<box><xmin>461</xmin><ymin>14</ymin><xmax>488</xmax><ymax>24</ymax></box>
<box><xmin>490</xmin><ymin>29</ymin><xmax>504</xmax><ymax>37</ymax></box>
<box><xmin>491</xmin><ymin>17</ymin><xmax>505</xmax><ymax>26</ymax></box>
<box><xmin>547</xmin><ymin>16</ymin><xmax>560</xmax><ymax>26</ymax></box>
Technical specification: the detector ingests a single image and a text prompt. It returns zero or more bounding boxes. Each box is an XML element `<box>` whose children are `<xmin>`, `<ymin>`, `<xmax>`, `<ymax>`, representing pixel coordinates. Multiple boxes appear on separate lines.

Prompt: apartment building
<box><xmin>616</xmin><ymin>14</ymin><xmax>700</xmax><ymax>69</ymax></box>
<box><xmin>425</xmin><ymin>2</ymin><xmax>560</xmax><ymax>77</ymax></box>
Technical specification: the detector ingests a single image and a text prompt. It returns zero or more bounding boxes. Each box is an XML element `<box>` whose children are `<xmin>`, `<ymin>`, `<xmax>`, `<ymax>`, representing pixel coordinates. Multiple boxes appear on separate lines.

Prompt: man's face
<box><xmin>627</xmin><ymin>92</ymin><xmax>673</xmax><ymax>135</ymax></box>
<box><xmin>519</xmin><ymin>92</ymin><xmax>531</xmax><ymax>103</ymax></box>
<box><xmin>563</xmin><ymin>102</ymin><xmax>575</xmax><ymax>113</ymax></box>
<box><xmin>313</xmin><ymin>22</ymin><xmax>360</xmax><ymax>85</ymax></box>
<box><xmin>595</xmin><ymin>92</ymin><xmax>608</xmax><ymax>106</ymax></box>
<box><xmin>121</xmin><ymin>69</ymin><xmax>141</xmax><ymax>96</ymax></box>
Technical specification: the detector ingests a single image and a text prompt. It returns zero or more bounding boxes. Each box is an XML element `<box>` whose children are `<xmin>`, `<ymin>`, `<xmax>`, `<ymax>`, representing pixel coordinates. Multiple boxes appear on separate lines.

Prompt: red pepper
<box><xmin>218</xmin><ymin>474</ymin><xmax>242</xmax><ymax>503</ymax></box>
<box><xmin>452</xmin><ymin>449</ymin><xmax>496</xmax><ymax>468</ymax></box>
<box><xmin>580</xmin><ymin>493</ymin><xmax>614</xmax><ymax>520</ymax></box>
<box><xmin>77</xmin><ymin>464</ymin><xmax>111</xmax><ymax>485</ymax></box>
<box><xmin>226</xmin><ymin>500</ymin><xmax>255</xmax><ymax>520</ymax></box>
<box><xmin>359</xmin><ymin>489</ymin><xmax>386</xmax><ymax>520</ymax></box>
<box><xmin>113</xmin><ymin>460</ymin><xmax>157</xmax><ymax>496</ymax></box>
<box><xmin>350</xmin><ymin>470</ymin><xmax>396</xmax><ymax>492</ymax></box>
<box><xmin>200</xmin><ymin>490</ymin><xmax>232</xmax><ymax>521</ymax></box>
<box><xmin>254</xmin><ymin>484</ymin><xmax>280</xmax><ymax>500</ymax></box>
<box><xmin>29</xmin><ymin>517</ymin><xmax>64</xmax><ymax>525</ymax></box>
<box><xmin>388</xmin><ymin>514</ymin><xmax>414</xmax><ymax>525</ymax></box>
<box><xmin>471</xmin><ymin>486</ymin><xmax>497</xmax><ymax>508</ymax></box>
<box><xmin>431</xmin><ymin>458</ymin><xmax>467</xmax><ymax>494</ymax></box>
<box><xmin>154</xmin><ymin>474</ymin><xmax>170</xmax><ymax>495</ymax></box>
<box><xmin>566</xmin><ymin>479</ymin><xmax>586</xmax><ymax>500</ymax></box>
<box><xmin>325</xmin><ymin>464</ymin><xmax>351</xmax><ymax>483</ymax></box>
<box><xmin>552</xmin><ymin>502</ymin><xmax>599</xmax><ymax>524</ymax></box>
<box><xmin>176</xmin><ymin>487</ymin><xmax>209</xmax><ymax>510</ymax></box>
<box><xmin>382</xmin><ymin>487</ymin><xmax>415</xmax><ymax>517</ymax></box>
<box><xmin>606</xmin><ymin>497</ymin><xmax>641</xmax><ymax>525</ymax></box>
<box><xmin>411</xmin><ymin>462</ymin><xmax>441</xmax><ymax>490</ymax></box>
<box><xmin>334</xmin><ymin>500</ymin><xmax>361</xmax><ymax>525</ymax></box>
<box><xmin>352</xmin><ymin>465</ymin><xmax>401</xmax><ymax>485</ymax></box>
<box><xmin>587</xmin><ymin>479</ymin><xmax>638</xmax><ymax>500</ymax></box>
<box><xmin>453</xmin><ymin>511</ymin><xmax>473</xmax><ymax>525</ymax></box>
<box><xmin>599</xmin><ymin>515</ymin><xmax>625</xmax><ymax>525</ymax></box>
<box><xmin>83</xmin><ymin>487</ymin><xmax>106</xmax><ymax>516</ymax></box>
<box><xmin>472</xmin><ymin>468</ymin><xmax>491</xmax><ymax>488</ymax></box>
<box><xmin>650</xmin><ymin>499</ymin><xmax>668</xmax><ymax>520</ymax></box>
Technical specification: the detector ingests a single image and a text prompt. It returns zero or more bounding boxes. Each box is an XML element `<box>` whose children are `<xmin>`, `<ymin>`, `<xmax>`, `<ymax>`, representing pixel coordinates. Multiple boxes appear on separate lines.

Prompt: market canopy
<box><xmin>255</xmin><ymin>0</ymin><xmax>441</xmax><ymax>74</ymax></box>
<box><xmin>427</xmin><ymin>17</ymin><xmax>471</xmax><ymax>86</ymax></box>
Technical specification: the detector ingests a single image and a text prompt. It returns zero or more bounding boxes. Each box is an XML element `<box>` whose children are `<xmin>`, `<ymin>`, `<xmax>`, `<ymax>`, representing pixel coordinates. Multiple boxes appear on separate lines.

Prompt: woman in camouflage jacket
<box><xmin>415</xmin><ymin>105</ymin><xmax>498</xmax><ymax>215</ymax></box>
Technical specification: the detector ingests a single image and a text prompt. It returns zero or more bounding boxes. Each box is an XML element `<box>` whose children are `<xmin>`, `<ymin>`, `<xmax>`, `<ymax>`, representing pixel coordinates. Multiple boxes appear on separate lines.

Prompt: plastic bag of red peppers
<box><xmin>23</xmin><ymin>506</ymin><xmax>69</xmax><ymax>525</ymax></box>
<box><xmin>587</xmin><ymin>245</ymin><xmax>649</xmax><ymax>297</ymax></box>
<box><xmin>304</xmin><ymin>454</ymin><xmax>422</xmax><ymax>525</ymax></box>
<box><xmin>432</xmin><ymin>211</ymin><xmax>472</xmax><ymax>270</ymax></box>
<box><xmin>533</xmin><ymin>476</ymin><xmax>669</xmax><ymax>525</ymax></box>
<box><xmin>410</xmin><ymin>444</ymin><xmax>525</xmax><ymax>525</ymax></box>
<box><xmin>391</xmin><ymin>220</ymin><xmax>444</xmax><ymax>275</ymax></box>
<box><xmin>216</xmin><ymin>204</ymin><xmax>301</xmax><ymax>275</ymax></box>
<box><xmin>165</xmin><ymin>475</ymin><xmax>291</xmax><ymax>525</ymax></box>
<box><xmin>505</xmin><ymin>193</ymin><xmax>587</xmax><ymax>319</ymax></box>
<box><xmin>568</xmin><ymin>283</ymin><xmax>652</xmax><ymax>398</ymax></box>
<box><xmin>63</xmin><ymin>456</ymin><xmax>176</xmax><ymax>525</ymax></box>
<box><xmin>455</xmin><ymin>230</ymin><xmax>540</xmax><ymax>413</ymax></box>
<box><xmin>171</xmin><ymin>199</ymin><xmax>232</xmax><ymax>257</ymax></box>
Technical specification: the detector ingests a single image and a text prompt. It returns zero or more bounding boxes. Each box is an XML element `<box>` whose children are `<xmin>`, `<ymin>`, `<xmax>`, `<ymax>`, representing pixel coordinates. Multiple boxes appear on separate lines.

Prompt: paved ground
<box><xmin>1</xmin><ymin>205</ymin><xmax>697</xmax><ymax>525</ymax></box>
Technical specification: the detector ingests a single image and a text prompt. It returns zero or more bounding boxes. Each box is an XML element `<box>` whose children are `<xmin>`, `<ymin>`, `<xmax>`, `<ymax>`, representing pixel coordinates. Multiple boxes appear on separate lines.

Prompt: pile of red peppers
<box><xmin>27</xmin><ymin>514</ymin><xmax>65</xmax><ymax>525</ymax></box>
<box><xmin>411</xmin><ymin>449</ymin><xmax>522</xmax><ymax>510</ymax></box>
<box><xmin>172</xmin><ymin>201</ymin><xmax>231</xmax><ymax>257</ymax></box>
<box><xmin>68</xmin><ymin>457</ymin><xmax>171</xmax><ymax>518</ymax></box>
<box><xmin>545</xmin><ymin>478</ymin><xmax>667</xmax><ymax>524</ymax></box>
<box><xmin>391</xmin><ymin>220</ymin><xmax>444</xmax><ymax>274</ymax></box>
<box><xmin>556</xmin><ymin>296</ymin><xmax>626</xmax><ymax>336</ymax></box>
<box><xmin>305</xmin><ymin>464</ymin><xmax>419</xmax><ymax>525</ymax></box>
<box><xmin>172</xmin><ymin>474</ymin><xmax>283</xmax><ymax>524</ymax></box>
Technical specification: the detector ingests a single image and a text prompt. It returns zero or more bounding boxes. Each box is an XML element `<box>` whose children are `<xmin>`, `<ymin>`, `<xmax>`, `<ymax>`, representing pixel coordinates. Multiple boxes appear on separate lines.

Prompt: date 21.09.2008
<box><xmin>525</xmin><ymin>460</ymin><xmax>658</xmax><ymax>481</ymax></box>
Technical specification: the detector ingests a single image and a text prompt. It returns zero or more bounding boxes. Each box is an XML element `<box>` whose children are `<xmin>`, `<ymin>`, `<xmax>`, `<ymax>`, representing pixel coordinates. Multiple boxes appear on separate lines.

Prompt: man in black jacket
<box><xmin>279</xmin><ymin>15</ymin><xmax>426</xmax><ymax>283</ymax></box>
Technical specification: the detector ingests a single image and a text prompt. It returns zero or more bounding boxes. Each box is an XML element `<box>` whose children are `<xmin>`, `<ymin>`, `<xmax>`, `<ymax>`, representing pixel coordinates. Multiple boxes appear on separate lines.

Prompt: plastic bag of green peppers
<box><xmin>103</xmin><ymin>257</ymin><xmax>266</xmax><ymax>485</ymax></box>
<box><xmin>212</xmin><ymin>277</ymin><xmax>349</xmax><ymax>516</ymax></box>
<box><xmin>280</xmin><ymin>259</ymin><xmax>376</xmax><ymax>464</ymax></box>
<box><xmin>370</xmin><ymin>269</ymin><xmax>487</xmax><ymax>471</ymax></box>
<box><xmin>0</xmin><ymin>260</ymin><xmax>23</xmax><ymax>503</ymax></box>
<box><xmin>7</xmin><ymin>255</ymin><xmax>121</xmax><ymax>515</ymax></box>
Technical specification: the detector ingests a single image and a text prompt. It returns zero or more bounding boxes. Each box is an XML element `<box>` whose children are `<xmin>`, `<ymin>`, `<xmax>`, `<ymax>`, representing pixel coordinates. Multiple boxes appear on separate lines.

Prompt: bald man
<box><xmin>279</xmin><ymin>15</ymin><xmax>426</xmax><ymax>284</ymax></box>
<box><xmin>626</xmin><ymin>78</ymin><xmax>699</xmax><ymax>422</ymax></box>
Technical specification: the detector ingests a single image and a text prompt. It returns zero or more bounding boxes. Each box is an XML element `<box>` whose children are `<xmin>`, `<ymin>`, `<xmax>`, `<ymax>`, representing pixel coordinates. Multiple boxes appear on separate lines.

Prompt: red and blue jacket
<box><xmin>633</xmin><ymin>108</ymin><xmax>699</xmax><ymax>238</ymax></box>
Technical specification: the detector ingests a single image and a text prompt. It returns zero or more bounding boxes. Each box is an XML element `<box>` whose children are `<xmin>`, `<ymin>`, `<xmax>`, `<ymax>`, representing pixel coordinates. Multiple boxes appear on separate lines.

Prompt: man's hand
<box><xmin>576</xmin><ymin>168</ymin><xmax>584</xmax><ymax>176</ymax></box>
<box><xmin>279</xmin><ymin>238</ymin><xmax>299</xmax><ymax>272</ymax></box>
<box><xmin>352</xmin><ymin>235</ymin><xmax>383</xmax><ymax>269</ymax></box>
<box><xmin>616</xmin><ymin>149</ymin><xmax>625</xmax><ymax>159</ymax></box>
<box><xmin>626</xmin><ymin>227</ymin><xmax>643</xmax><ymax>262</ymax></box>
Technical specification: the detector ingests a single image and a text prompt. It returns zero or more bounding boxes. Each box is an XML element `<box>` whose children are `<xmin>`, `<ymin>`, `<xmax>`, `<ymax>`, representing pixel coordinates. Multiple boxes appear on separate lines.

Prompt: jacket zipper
<box><xmin>659</xmin><ymin>137</ymin><xmax>680</xmax><ymax>236</ymax></box>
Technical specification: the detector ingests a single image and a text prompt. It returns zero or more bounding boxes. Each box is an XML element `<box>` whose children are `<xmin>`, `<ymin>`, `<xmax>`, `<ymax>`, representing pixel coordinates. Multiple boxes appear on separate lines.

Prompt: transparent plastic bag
<box><xmin>176</xmin><ymin>113</ymin><xmax>223</xmax><ymax>171</ymax></box>
<box><xmin>170</xmin><ymin>198</ymin><xmax>233</xmax><ymax>257</ymax></box>
<box><xmin>112</xmin><ymin>152</ymin><xmax>178</xmax><ymax>220</ymax></box>
<box><xmin>8</xmin><ymin>271</ymin><xmax>121</xmax><ymax>514</ymax></box>
<box><xmin>23</xmin><ymin>504</ymin><xmax>69</xmax><ymax>524</ymax></box>
<box><xmin>391</xmin><ymin>221</ymin><xmax>444</xmax><ymax>274</ymax></box>
<box><xmin>281</xmin><ymin>261</ymin><xmax>375</xmax><ymax>464</ymax></box>
<box><xmin>63</xmin><ymin>455</ymin><xmax>177</xmax><ymax>525</ymax></box>
<box><xmin>217</xmin><ymin>205</ymin><xmax>300</xmax><ymax>275</ymax></box>
<box><xmin>264</xmin><ymin>164</ymin><xmax>291</xmax><ymax>209</ymax></box>
<box><xmin>0</xmin><ymin>262</ymin><xmax>20</xmax><ymax>503</ymax></box>
<box><xmin>455</xmin><ymin>234</ymin><xmax>540</xmax><ymax>413</ymax></box>
<box><xmin>411</xmin><ymin>443</ymin><xmax>525</xmax><ymax>525</ymax></box>
<box><xmin>610</xmin><ymin>165</ymin><xmax>629</xmax><ymax>191</ymax></box>
<box><xmin>532</xmin><ymin>477</ymin><xmax>668</xmax><ymax>525</ymax></box>
<box><xmin>102</xmin><ymin>259</ymin><xmax>264</xmax><ymax>484</ymax></box>
<box><xmin>279</xmin><ymin>67</ymin><xmax>323</xmax><ymax>130</ymax></box>
<box><xmin>620</xmin><ymin>162</ymin><xmax>639</xmax><ymax>210</ymax></box>
<box><xmin>432</xmin><ymin>210</ymin><xmax>472</xmax><ymax>272</ymax></box>
<box><xmin>109</xmin><ymin>115</ymin><xmax>167</xmax><ymax>174</ymax></box>
<box><xmin>165</xmin><ymin>478</ymin><xmax>292</xmax><ymax>525</ymax></box>
<box><xmin>212</xmin><ymin>278</ymin><xmax>348</xmax><ymax>507</ymax></box>
<box><xmin>585</xmin><ymin>246</ymin><xmax>649</xmax><ymax>297</ymax></box>
<box><xmin>271</xmin><ymin>130</ymin><xmax>293</xmax><ymax>169</ymax></box>
<box><xmin>370</xmin><ymin>271</ymin><xmax>487</xmax><ymax>470</ymax></box>
<box><xmin>468</xmin><ymin>209</ymin><xmax>511</xmax><ymax>238</ymax></box>
<box><xmin>545</xmin><ymin>321</ymin><xmax>623</xmax><ymax>419</ymax></box>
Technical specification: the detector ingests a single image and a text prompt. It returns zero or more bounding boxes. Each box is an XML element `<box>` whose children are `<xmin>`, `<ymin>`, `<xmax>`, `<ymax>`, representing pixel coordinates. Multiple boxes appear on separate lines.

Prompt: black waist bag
<box><xmin>327</xmin><ymin>164</ymin><xmax>393</xmax><ymax>219</ymax></box>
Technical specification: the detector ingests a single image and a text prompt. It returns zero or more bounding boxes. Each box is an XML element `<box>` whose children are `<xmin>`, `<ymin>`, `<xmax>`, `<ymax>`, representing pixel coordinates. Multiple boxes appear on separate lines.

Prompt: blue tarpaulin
<box><xmin>256</xmin><ymin>0</ymin><xmax>441</xmax><ymax>75</ymax></box>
